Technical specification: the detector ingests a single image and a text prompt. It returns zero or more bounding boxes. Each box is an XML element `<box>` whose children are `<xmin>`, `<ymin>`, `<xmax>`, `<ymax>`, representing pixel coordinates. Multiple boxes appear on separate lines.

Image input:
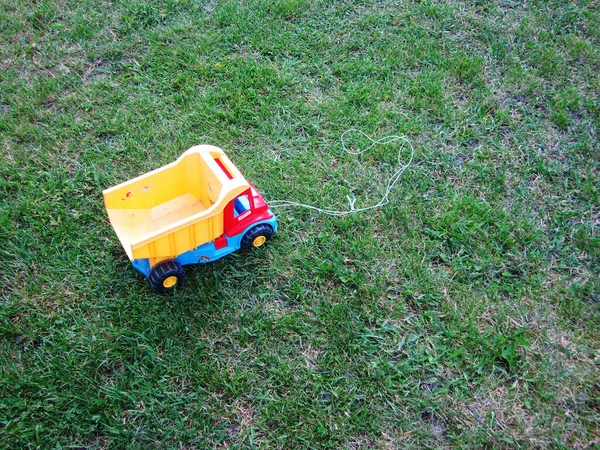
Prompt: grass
<box><xmin>1</xmin><ymin>0</ymin><xmax>598</xmax><ymax>447</ymax></box>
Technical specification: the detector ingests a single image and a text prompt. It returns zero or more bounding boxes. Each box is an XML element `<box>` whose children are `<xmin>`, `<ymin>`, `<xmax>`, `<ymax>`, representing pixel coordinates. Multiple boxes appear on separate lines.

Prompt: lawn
<box><xmin>1</xmin><ymin>0</ymin><xmax>598</xmax><ymax>447</ymax></box>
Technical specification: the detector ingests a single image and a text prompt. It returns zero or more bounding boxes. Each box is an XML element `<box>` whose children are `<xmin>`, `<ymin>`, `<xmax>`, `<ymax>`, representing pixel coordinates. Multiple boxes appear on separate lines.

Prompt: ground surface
<box><xmin>1</xmin><ymin>0</ymin><xmax>599</xmax><ymax>448</ymax></box>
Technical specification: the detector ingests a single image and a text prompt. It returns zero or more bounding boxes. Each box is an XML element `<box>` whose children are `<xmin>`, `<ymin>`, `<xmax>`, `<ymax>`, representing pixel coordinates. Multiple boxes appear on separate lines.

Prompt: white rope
<box><xmin>268</xmin><ymin>129</ymin><xmax>414</xmax><ymax>216</ymax></box>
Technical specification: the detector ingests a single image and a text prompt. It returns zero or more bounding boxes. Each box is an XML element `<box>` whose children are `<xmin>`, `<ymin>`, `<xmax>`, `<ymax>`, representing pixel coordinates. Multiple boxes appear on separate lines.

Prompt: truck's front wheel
<box><xmin>241</xmin><ymin>224</ymin><xmax>274</xmax><ymax>250</ymax></box>
<box><xmin>148</xmin><ymin>260</ymin><xmax>185</xmax><ymax>293</ymax></box>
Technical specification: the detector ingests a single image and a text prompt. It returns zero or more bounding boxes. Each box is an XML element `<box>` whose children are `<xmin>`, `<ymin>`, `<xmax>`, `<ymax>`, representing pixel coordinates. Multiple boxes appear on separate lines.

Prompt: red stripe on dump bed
<box><xmin>214</xmin><ymin>158</ymin><xmax>233</xmax><ymax>180</ymax></box>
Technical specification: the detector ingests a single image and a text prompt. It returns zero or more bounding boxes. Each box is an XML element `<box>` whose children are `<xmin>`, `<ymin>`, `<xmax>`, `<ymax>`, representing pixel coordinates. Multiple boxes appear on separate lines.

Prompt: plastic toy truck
<box><xmin>103</xmin><ymin>145</ymin><xmax>277</xmax><ymax>292</ymax></box>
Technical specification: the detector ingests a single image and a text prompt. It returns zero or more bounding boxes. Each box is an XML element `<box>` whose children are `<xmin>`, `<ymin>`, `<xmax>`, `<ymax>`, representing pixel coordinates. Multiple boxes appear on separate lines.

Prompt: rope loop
<box><xmin>268</xmin><ymin>129</ymin><xmax>415</xmax><ymax>217</ymax></box>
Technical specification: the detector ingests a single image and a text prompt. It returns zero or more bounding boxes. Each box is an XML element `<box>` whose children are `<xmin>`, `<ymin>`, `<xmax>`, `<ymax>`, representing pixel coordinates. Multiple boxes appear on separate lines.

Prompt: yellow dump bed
<box><xmin>103</xmin><ymin>145</ymin><xmax>249</xmax><ymax>262</ymax></box>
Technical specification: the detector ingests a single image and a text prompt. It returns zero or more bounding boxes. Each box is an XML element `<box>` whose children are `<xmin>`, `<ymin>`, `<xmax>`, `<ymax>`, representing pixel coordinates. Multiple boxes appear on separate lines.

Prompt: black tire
<box><xmin>148</xmin><ymin>260</ymin><xmax>185</xmax><ymax>293</ymax></box>
<box><xmin>241</xmin><ymin>224</ymin><xmax>274</xmax><ymax>250</ymax></box>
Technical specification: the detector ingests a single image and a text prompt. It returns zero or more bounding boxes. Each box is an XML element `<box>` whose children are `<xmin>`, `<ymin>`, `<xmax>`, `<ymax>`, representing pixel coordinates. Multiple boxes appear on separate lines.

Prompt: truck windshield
<box><xmin>233</xmin><ymin>195</ymin><xmax>251</xmax><ymax>217</ymax></box>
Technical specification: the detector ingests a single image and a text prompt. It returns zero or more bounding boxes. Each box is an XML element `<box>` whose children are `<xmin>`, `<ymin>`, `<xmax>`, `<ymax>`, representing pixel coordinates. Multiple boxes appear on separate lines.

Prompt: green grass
<box><xmin>1</xmin><ymin>0</ymin><xmax>599</xmax><ymax>447</ymax></box>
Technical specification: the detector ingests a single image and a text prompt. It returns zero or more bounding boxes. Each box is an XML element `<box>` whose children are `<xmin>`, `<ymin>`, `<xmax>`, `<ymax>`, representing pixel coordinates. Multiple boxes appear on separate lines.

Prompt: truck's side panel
<box><xmin>129</xmin><ymin>194</ymin><xmax>237</xmax><ymax>261</ymax></box>
<box><xmin>131</xmin><ymin>215</ymin><xmax>278</xmax><ymax>278</ymax></box>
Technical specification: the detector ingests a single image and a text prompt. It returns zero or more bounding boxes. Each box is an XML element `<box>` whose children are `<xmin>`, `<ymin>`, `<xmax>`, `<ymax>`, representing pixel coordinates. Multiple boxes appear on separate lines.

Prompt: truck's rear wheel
<box><xmin>241</xmin><ymin>224</ymin><xmax>273</xmax><ymax>250</ymax></box>
<box><xmin>148</xmin><ymin>260</ymin><xmax>185</xmax><ymax>293</ymax></box>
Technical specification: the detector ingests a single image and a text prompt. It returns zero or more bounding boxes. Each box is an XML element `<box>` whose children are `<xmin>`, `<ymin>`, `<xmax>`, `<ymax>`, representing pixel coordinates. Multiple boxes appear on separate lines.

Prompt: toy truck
<box><xmin>103</xmin><ymin>145</ymin><xmax>277</xmax><ymax>293</ymax></box>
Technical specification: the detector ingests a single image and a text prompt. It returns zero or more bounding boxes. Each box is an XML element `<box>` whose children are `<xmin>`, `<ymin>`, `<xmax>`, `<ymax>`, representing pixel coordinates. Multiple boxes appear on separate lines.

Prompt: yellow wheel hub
<box><xmin>252</xmin><ymin>235</ymin><xmax>267</xmax><ymax>247</ymax></box>
<box><xmin>163</xmin><ymin>276</ymin><xmax>178</xmax><ymax>288</ymax></box>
